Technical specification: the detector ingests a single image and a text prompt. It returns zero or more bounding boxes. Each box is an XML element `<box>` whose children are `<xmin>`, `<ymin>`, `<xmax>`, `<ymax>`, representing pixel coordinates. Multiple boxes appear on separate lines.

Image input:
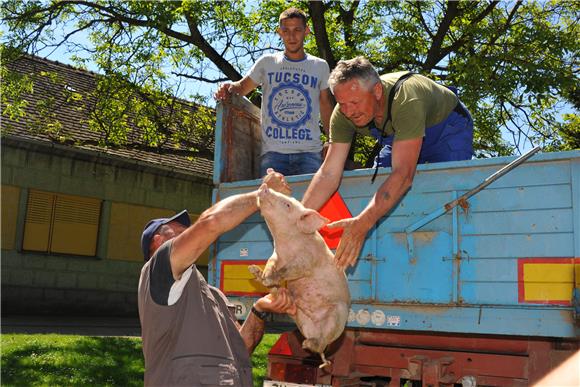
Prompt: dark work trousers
<box><xmin>370</xmin><ymin>102</ymin><xmax>474</xmax><ymax>168</ymax></box>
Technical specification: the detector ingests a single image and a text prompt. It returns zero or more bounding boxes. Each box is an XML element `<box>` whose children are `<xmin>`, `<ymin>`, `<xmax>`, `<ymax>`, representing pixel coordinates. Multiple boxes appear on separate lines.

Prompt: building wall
<box><xmin>1</xmin><ymin>141</ymin><xmax>212</xmax><ymax>316</ymax></box>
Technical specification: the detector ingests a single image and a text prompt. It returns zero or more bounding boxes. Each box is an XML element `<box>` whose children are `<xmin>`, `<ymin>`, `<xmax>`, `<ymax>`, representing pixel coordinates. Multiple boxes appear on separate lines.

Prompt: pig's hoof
<box><xmin>318</xmin><ymin>359</ymin><xmax>332</xmax><ymax>369</ymax></box>
<box><xmin>318</xmin><ymin>353</ymin><xmax>331</xmax><ymax>369</ymax></box>
<box><xmin>263</xmin><ymin>278</ymin><xmax>281</xmax><ymax>288</ymax></box>
<box><xmin>248</xmin><ymin>265</ymin><xmax>263</xmax><ymax>279</ymax></box>
<box><xmin>303</xmin><ymin>339</ymin><xmax>331</xmax><ymax>368</ymax></box>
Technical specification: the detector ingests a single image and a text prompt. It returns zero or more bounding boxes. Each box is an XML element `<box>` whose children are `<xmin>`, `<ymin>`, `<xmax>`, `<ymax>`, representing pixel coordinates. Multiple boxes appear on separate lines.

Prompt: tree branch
<box><xmin>20</xmin><ymin>0</ymin><xmax>244</xmax><ymax>82</ymax></box>
<box><xmin>439</xmin><ymin>1</ymin><xmax>500</xmax><ymax>60</ymax></box>
<box><xmin>308</xmin><ymin>0</ymin><xmax>336</xmax><ymax>69</ymax></box>
<box><xmin>413</xmin><ymin>1</ymin><xmax>434</xmax><ymax>39</ymax></box>
<box><xmin>171</xmin><ymin>72</ymin><xmax>229</xmax><ymax>83</ymax></box>
<box><xmin>338</xmin><ymin>1</ymin><xmax>360</xmax><ymax>53</ymax></box>
<box><xmin>422</xmin><ymin>0</ymin><xmax>459</xmax><ymax>71</ymax></box>
<box><xmin>183</xmin><ymin>12</ymin><xmax>243</xmax><ymax>81</ymax></box>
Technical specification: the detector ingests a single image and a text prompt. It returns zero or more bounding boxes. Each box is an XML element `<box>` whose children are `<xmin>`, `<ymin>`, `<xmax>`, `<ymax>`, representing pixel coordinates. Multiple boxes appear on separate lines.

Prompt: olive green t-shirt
<box><xmin>329</xmin><ymin>71</ymin><xmax>458</xmax><ymax>143</ymax></box>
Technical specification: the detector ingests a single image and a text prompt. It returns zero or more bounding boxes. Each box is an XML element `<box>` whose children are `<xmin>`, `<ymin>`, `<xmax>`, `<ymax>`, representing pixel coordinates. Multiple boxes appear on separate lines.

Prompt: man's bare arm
<box><xmin>171</xmin><ymin>192</ymin><xmax>259</xmax><ymax>279</ymax></box>
<box><xmin>358</xmin><ymin>137</ymin><xmax>422</xmax><ymax>227</ymax></box>
<box><xmin>330</xmin><ymin>137</ymin><xmax>422</xmax><ymax>269</ymax></box>
<box><xmin>239</xmin><ymin>289</ymin><xmax>296</xmax><ymax>354</ymax></box>
<box><xmin>302</xmin><ymin>142</ymin><xmax>350</xmax><ymax>210</ymax></box>
<box><xmin>170</xmin><ymin>171</ymin><xmax>289</xmax><ymax>279</ymax></box>
<box><xmin>214</xmin><ymin>76</ymin><xmax>259</xmax><ymax>100</ymax></box>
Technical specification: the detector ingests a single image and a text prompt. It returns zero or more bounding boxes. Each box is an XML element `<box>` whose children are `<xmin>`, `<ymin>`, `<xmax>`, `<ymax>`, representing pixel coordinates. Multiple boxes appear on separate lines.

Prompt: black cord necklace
<box><xmin>371</xmin><ymin>72</ymin><xmax>416</xmax><ymax>183</ymax></box>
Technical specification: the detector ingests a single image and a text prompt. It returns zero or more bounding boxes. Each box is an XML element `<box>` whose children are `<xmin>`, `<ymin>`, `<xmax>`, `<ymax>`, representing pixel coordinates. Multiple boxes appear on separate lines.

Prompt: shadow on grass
<box><xmin>1</xmin><ymin>336</ymin><xmax>144</xmax><ymax>386</ymax></box>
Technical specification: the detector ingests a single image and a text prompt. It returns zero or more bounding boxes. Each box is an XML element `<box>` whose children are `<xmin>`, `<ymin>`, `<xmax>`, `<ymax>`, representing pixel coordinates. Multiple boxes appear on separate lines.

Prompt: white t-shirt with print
<box><xmin>247</xmin><ymin>52</ymin><xmax>330</xmax><ymax>154</ymax></box>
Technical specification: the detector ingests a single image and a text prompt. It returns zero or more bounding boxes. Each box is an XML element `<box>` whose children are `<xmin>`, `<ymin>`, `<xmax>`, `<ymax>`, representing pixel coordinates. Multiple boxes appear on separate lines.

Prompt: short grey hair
<box><xmin>328</xmin><ymin>56</ymin><xmax>381</xmax><ymax>94</ymax></box>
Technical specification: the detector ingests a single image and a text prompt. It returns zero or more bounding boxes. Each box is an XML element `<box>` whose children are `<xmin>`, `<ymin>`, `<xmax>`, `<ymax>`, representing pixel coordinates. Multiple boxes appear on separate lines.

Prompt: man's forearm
<box><xmin>302</xmin><ymin>168</ymin><xmax>340</xmax><ymax>210</ymax></box>
<box><xmin>171</xmin><ymin>192</ymin><xmax>259</xmax><ymax>278</ymax></box>
<box><xmin>303</xmin><ymin>142</ymin><xmax>350</xmax><ymax>210</ymax></box>
<box><xmin>205</xmin><ymin>192</ymin><xmax>259</xmax><ymax>234</ymax></box>
<box><xmin>358</xmin><ymin>170</ymin><xmax>413</xmax><ymax>228</ymax></box>
<box><xmin>230</xmin><ymin>76</ymin><xmax>258</xmax><ymax>97</ymax></box>
<box><xmin>239</xmin><ymin>311</ymin><xmax>265</xmax><ymax>354</ymax></box>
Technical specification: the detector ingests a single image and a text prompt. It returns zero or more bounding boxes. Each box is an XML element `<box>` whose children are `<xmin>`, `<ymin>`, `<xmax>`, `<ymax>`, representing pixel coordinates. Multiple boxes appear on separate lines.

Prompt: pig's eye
<box><xmin>285</xmin><ymin>203</ymin><xmax>291</xmax><ymax>209</ymax></box>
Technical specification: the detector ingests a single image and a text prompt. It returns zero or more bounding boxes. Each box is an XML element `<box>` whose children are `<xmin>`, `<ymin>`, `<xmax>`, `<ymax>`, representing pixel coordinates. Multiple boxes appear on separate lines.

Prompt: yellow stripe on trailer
<box><xmin>518</xmin><ymin>258</ymin><xmax>579</xmax><ymax>305</ymax></box>
<box><xmin>220</xmin><ymin>260</ymin><xmax>269</xmax><ymax>296</ymax></box>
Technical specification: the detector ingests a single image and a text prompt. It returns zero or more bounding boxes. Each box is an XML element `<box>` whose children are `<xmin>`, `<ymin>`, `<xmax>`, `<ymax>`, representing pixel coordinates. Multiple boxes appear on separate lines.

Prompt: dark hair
<box><xmin>328</xmin><ymin>56</ymin><xmax>381</xmax><ymax>93</ymax></box>
<box><xmin>279</xmin><ymin>7</ymin><xmax>307</xmax><ymax>27</ymax></box>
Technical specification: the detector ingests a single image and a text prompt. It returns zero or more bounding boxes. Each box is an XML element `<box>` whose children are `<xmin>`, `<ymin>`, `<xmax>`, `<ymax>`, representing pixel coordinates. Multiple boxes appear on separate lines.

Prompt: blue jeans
<box><xmin>260</xmin><ymin>151</ymin><xmax>322</xmax><ymax>176</ymax></box>
<box><xmin>372</xmin><ymin>103</ymin><xmax>474</xmax><ymax>168</ymax></box>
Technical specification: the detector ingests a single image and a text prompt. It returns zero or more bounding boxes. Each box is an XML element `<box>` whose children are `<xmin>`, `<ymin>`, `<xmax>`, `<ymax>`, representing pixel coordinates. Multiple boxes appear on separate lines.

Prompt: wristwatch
<box><xmin>250</xmin><ymin>305</ymin><xmax>269</xmax><ymax>321</ymax></box>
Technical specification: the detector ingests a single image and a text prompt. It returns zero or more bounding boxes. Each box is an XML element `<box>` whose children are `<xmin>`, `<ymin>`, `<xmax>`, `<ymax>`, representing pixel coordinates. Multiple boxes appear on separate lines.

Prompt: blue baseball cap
<box><xmin>141</xmin><ymin>210</ymin><xmax>191</xmax><ymax>261</ymax></box>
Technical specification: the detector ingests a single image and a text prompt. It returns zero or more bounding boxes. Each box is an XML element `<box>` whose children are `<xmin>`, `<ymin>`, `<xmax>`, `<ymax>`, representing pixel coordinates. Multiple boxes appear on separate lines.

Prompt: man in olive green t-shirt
<box><xmin>302</xmin><ymin>56</ymin><xmax>473</xmax><ymax>271</ymax></box>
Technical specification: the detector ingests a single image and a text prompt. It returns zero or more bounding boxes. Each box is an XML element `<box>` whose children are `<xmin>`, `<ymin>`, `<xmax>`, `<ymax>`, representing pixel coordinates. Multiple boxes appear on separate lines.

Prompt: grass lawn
<box><xmin>1</xmin><ymin>333</ymin><xmax>280</xmax><ymax>387</ymax></box>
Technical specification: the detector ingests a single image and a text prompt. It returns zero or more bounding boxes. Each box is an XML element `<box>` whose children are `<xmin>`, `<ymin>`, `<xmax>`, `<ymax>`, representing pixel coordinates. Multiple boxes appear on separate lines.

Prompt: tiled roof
<box><xmin>2</xmin><ymin>55</ymin><xmax>214</xmax><ymax>179</ymax></box>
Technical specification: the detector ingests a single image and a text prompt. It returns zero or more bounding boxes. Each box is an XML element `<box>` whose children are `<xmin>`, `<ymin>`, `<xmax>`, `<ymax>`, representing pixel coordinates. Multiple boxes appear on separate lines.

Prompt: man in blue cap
<box><xmin>138</xmin><ymin>170</ymin><xmax>295</xmax><ymax>386</ymax></box>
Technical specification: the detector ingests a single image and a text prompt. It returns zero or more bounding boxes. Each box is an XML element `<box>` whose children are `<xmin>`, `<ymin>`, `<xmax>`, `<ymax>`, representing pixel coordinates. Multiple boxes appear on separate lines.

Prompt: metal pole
<box><xmin>406</xmin><ymin>146</ymin><xmax>541</xmax><ymax>234</ymax></box>
<box><xmin>443</xmin><ymin>146</ymin><xmax>541</xmax><ymax>212</ymax></box>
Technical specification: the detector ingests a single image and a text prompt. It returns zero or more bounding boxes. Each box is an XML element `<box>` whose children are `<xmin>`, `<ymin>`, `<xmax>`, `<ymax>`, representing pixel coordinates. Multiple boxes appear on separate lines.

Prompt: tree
<box><xmin>1</xmin><ymin>0</ymin><xmax>578</xmax><ymax>162</ymax></box>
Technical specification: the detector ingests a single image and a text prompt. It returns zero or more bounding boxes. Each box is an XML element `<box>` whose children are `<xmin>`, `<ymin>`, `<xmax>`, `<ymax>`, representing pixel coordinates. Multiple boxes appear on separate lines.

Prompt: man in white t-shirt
<box><xmin>215</xmin><ymin>7</ymin><xmax>334</xmax><ymax>176</ymax></box>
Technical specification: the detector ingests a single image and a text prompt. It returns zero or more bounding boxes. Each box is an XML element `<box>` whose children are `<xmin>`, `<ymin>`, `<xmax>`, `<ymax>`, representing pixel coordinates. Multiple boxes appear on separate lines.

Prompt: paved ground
<box><xmin>1</xmin><ymin>315</ymin><xmax>141</xmax><ymax>336</ymax></box>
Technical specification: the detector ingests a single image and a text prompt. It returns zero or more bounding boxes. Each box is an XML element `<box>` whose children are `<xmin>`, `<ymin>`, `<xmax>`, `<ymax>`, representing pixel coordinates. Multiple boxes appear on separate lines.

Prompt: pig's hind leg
<box><xmin>297</xmin><ymin>306</ymin><xmax>341</xmax><ymax>369</ymax></box>
<box><xmin>301</xmin><ymin>337</ymin><xmax>331</xmax><ymax>369</ymax></box>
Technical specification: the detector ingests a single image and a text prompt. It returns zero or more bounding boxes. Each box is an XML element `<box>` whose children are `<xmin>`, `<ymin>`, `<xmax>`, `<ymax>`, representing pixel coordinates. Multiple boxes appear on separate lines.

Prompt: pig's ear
<box><xmin>297</xmin><ymin>209</ymin><xmax>330</xmax><ymax>234</ymax></box>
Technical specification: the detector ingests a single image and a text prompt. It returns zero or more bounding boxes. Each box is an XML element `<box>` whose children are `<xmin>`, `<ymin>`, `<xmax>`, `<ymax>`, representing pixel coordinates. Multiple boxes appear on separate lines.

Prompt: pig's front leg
<box><xmin>249</xmin><ymin>252</ymin><xmax>283</xmax><ymax>288</ymax></box>
<box><xmin>248</xmin><ymin>265</ymin><xmax>265</xmax><ymax>281</ymax></box>
<box><xmin>274</xmin><ymin>262</ymin><xmax>312</xmax><ymax>282</ymax></box>
<box><xmin>270</xmin><ymin>252</ymin><xmax>313</xmax><ymax>282</ymax></box>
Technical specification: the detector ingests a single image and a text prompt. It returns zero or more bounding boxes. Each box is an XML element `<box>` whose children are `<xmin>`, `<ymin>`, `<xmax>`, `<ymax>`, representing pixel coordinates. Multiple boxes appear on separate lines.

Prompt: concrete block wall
<box><xmin>1</xmin><ymin>251</ymin><xmax>140</xmax><ymax>316</ymax></box>
<box><xmin>1</xmin><ymin>142</ymin><xmax>212</xmax><ymax>317</ymax></box>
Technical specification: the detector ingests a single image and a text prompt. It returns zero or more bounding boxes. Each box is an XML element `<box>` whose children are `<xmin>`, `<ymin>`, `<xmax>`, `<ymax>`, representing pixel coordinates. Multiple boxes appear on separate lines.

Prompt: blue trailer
<box><xmin>210</xmin><ymin>97</ymin><xmax>579</xmax><ymax>386</ymax></box>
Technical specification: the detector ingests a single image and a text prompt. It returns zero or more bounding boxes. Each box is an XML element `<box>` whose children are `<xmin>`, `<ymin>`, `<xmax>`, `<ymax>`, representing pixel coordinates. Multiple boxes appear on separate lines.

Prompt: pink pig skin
<box><xmin>249</xmin><ymin>184</ymin><xmax>351</xmax><ymax>368</ymax></box>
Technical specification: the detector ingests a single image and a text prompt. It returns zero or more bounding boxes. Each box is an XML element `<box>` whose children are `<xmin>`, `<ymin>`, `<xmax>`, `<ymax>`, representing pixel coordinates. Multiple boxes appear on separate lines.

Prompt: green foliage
<box><xmin>543</xmin><ymin>112</ymin><xmax>580</xmax><ymax>152</ymax></box>
<box><xmin>560</xmin><ymin>114</ymin><xmax>580</xmax><ymax>150</ymax></box>
<box><xmin>252</xmin><ymin>333</ymin><xmax>281</xmax><ymax>387</ymax></box>
<box><xmin>0</xmin><ymin>47</ymin><xmax>33</xmax><ymax>123</ymax></box>
<box><xmin>1</xmin><ymin>0</ymin><xmax>578</xmax><ymax>159</ymax></box>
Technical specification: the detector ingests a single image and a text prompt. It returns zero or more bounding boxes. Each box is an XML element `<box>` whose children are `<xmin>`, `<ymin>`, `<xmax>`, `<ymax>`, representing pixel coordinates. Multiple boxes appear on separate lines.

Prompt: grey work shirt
<box><xmin>138</xmin><ymin>240</ymin><xmax>252</xmax><ymax>386</ymax></box>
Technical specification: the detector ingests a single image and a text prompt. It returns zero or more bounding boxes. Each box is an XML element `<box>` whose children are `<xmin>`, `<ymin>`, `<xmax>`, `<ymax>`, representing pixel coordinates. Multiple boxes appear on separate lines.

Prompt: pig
<box><xmin>249</xmin><ymin>183</ymin><xmax>351</xmax><ymax>368</ymax></box>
